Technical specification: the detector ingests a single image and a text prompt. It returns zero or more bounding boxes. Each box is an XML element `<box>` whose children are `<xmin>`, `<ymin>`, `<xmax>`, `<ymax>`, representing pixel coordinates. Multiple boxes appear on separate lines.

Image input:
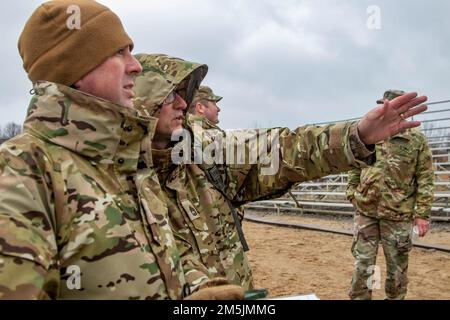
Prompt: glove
<box><xmin>184</xmin><ymin>278</ymin><xmax>245</xmax><ymax>300</ymax></box>
<box><xmin>185</xmin><ymin>284</ymin><xmax>245</xmax><ymax>300</ymax></box>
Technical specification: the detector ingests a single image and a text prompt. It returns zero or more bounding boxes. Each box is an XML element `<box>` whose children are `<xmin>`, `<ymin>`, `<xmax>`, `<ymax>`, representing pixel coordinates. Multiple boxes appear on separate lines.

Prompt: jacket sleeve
<box><xmin>224</xmin><ymin>122</ymin><xmax>375</xmax><ymax>204</ymax></box>
<box><xmin>174</xmin><ymin>235</ymin><xmax>210</xmax><ymax>294</ymax></box>
<box><xmin>0</xmin><ymin>141</ymin><xmax>59</xmax><ymax>299</ymax></box>
<box><xmin>346</xmin><ymin>168</ymin><xmax>362</xmax><ymax>201</ymax></box>
<box><xmin>413</xmin><ymin>136</ymin><xmax>434</xmax><ymax>220</ymax></box>
<box><xmin>180</xmin><ymin>255</ymin><xmax>211</xmax><ymax>294</ymax></box>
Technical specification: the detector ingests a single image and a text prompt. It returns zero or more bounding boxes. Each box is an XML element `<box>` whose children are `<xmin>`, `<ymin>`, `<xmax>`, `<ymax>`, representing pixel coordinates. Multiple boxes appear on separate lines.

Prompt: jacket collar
<box><xmin>152</xmin><ymin>147</ymin><xmax>173</xmax><ymax>171</ymax></box>
<box><xmin>23</xmin><ymin>81</ymin><xmax>157</xmax><ymax>167</ymax></box>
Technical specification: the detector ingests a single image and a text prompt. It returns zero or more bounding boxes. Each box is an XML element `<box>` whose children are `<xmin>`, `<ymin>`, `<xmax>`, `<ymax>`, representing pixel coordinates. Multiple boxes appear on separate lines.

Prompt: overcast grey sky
<box><xmin>1</xmin><ymin>0</ymin><xmax>449</xmax><ymax>129</ymax></box>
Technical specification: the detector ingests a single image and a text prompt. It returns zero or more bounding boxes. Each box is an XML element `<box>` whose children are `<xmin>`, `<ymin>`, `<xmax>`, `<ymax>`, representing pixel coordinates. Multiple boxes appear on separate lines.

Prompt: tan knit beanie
<box><xmin>18</xmin><ymin>0</ymin><xmax>133</xmax><ymax>86</ymax></box>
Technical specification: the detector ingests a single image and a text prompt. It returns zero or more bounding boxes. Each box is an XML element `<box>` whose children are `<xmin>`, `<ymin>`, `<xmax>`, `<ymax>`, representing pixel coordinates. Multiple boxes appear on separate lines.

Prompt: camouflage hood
<box><xmin>133</xmin><ymin>53</ymin><xmax>208</xmax><ymax>117</ymax></box>
<box><xmin>23</xmin><ymin>81</ymin><xmax>157</xmax><ymax>163</ymax></box>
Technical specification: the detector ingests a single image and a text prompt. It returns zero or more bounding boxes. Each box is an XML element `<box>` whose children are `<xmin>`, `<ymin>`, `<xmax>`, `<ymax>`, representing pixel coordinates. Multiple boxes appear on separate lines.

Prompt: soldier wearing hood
<box><xmin>0</xmin><ymin>0</ymin><xmax>223</xmax><ymax>300</ymax></box>
<box><xmin>132</xmin><ymin>54</ymin><xmax>428</xmax><ymax>296</ymax></box>
<box><xmin>346</xmin><ymin>90</ymin><xmax>434</xmax><ymax>300</ymax></box>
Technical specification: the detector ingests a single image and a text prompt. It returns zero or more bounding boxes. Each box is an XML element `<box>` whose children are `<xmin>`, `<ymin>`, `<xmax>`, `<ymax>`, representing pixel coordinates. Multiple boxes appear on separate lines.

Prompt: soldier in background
<box><xmin>189</xmin><ymin>85</ymin><xmax>222</xmax><ymax>125</ymax></box>
<box><xmin>188</xmin><ymin>86</ymin><xmax>245</xmax><ymax>222</ymax></box>
<box><xmin>346</xmin><ymin>90</ymin><xmax>434</xmax><ymax>300</ymax></box>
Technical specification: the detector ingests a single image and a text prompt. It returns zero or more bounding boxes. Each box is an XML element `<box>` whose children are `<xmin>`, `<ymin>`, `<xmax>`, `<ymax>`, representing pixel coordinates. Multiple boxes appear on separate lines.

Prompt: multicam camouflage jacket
<box><xmin>188</xmin><ymin>114</ymin><xmax>245</xmax><ymax>222</ymax></box>
<box><xmin>0</xmin><ymin>81</ymin><xmax>188</xmax><ymax>299</ymax></box>
<box><xmin>133</xmin><ymin>53</ymin><xmax>376</xmax><ymax>292</ymax></box>
<box><xmin>346</xmin><ymin>129</ymin><xmax>434</xmax><ymax>221</ymax></box>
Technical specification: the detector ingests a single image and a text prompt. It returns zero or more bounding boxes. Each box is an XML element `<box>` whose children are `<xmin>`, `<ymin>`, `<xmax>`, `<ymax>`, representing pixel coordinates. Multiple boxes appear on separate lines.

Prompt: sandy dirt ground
<box><xmin>243</xmin><ymin>212</ymin><xmax>450</xmax><ymax>300</ymax></box>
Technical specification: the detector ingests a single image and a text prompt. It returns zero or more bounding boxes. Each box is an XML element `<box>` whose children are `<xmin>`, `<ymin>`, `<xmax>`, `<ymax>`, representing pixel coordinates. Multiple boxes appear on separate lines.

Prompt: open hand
<box><xmin>357</xmin><ymin>92</ymin><xmax>427</xmax><ymax>145</ymax></box>
<box><xmin>414</xmin><ymin>218</ymin><xmax>430</xmax><ymax>237</ymax></box>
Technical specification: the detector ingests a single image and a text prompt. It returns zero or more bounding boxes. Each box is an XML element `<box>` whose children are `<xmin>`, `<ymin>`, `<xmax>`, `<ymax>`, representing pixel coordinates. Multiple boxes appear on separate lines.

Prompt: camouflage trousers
<box><xmin>349</xmin><ymin>213</ymin><xmax>413</xmax><ymax>300</ymax></box>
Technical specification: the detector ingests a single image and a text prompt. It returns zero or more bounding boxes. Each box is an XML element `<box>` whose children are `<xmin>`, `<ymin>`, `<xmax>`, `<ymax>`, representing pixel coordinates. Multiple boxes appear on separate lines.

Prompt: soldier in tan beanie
<box><xmin>0</xmin><ymin>0</ymin><xmax>201</xmax><ymax>300</ymax></box>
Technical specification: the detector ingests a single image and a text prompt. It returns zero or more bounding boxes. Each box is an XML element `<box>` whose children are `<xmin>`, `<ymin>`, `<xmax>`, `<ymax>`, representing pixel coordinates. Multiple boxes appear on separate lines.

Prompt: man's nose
<box><xmin>127</xmin><ymin>53</ymin><xmax>143</xmax><ymax>74</ymax></box>
<box><xmin>174</xmin><ymin>93</ymin><xmax>187</xmax><ymax>110</ymax></box>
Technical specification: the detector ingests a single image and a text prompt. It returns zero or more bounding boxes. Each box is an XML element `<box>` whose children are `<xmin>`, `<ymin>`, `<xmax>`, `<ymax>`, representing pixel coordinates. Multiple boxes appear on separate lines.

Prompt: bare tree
<box><xmin>1</xmin><ymin>122</ymin><xmax>22</xmax><ymax>139</ymax></box>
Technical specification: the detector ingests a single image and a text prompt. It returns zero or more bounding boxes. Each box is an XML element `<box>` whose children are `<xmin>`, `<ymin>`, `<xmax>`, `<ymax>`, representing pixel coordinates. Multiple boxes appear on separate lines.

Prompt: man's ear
<box><xmin>195</xmin><ymin>102</ymin><xmax>205</xmax><ymax>115</ymax></box>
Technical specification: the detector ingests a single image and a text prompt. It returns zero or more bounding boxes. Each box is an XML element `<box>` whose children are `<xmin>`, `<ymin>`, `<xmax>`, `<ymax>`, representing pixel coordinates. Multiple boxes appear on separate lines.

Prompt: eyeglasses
<box><xmin>163</xmin><ymin>91</ymin><xmax>177</xmax><ymax>105</ymax></box>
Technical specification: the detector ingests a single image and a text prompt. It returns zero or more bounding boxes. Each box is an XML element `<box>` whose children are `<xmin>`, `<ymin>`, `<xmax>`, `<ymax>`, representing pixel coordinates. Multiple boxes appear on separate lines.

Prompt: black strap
<box><xmin>182</xmin><ymin>283</ymin><xmax>191</xmax><ymax>298</ymax></box>
<box><xmin>205</xmin><ymin>166</ymin><xmax>249</xmax><ymax>252</ymax></box>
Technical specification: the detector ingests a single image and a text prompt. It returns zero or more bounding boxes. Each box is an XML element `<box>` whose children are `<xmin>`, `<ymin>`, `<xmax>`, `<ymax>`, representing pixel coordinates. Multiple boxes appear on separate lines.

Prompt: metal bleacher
<box><xmin>245</xmin><ymin>103</ymin><xmax>450</xmax><ymax>222</ymax></box>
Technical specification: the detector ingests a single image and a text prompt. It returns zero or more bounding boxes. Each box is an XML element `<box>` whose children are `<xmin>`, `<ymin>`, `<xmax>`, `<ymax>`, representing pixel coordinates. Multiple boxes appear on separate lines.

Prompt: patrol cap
<box><xmin>376</xmin><ymin>89</ymin><xmax>406</xmax><ymax>104</ymax></box>
<box><xmin>191</xmin><ymin>86</ymin><xmax>223</xmax><ymax>106</ymax></box>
